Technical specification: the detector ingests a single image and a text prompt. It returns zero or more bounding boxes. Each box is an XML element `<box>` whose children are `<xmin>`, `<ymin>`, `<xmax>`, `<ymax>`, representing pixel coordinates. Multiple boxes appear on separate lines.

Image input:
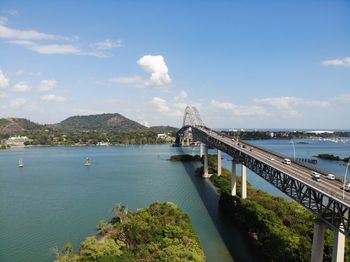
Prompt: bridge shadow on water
<box><xmin>176</xmin><ymin>148</ymin><xmax>257</xmax><ymax>262</ymax></box>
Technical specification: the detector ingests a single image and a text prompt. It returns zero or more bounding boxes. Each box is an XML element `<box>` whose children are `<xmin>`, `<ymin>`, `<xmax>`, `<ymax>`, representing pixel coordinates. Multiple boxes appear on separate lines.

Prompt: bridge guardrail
<box><xmin>217</xmin><ymin>131</ymin><xmax>341</xmax><ymax>179</ymax></box>
<box><xmin>212</xmin><ymin>130</ymin><xmax>350</xmax><ymax>203</ymax></box>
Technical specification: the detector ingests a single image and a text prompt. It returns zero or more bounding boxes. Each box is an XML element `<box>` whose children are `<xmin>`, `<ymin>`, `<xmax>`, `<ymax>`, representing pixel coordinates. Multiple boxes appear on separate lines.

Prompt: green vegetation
<box><xmin>316</xmin><ymin>154</ymin><xmax>350</xmax><ymax>162</ymax></box>
<box><xmin>173</xmin><ymin>153</ymin><xmax>350</xmax><ymax>261</ymax></box>
<box><xmin>54</xmin><ymin>202</ymin><xmax>205</xmax><ymax>262</ymax></box>
<box><xmin>0</xmin><ymin>114</ymin><xmax>178</xmax><ymax>146</ymax></box>
<box><xmin>169</xmin><ymin>154</ymin><xmax>202</xmax><ymax>162</ymax></box>
<box><xmin>20</xmin><ymin>129</ymin><xmax>175</xmax><ymax>146</ymax></box>
<box><xmin>57</xmin><ymin>113</ymin><xmax>146</xmax><ymax>132</ymax></box>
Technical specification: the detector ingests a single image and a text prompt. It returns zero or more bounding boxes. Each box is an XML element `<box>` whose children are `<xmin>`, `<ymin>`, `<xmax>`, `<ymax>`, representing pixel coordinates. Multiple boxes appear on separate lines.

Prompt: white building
<box><xmin>157</xmin><ymin>133</ymin><xmax>167</xmax><ymax>139</ymax></box>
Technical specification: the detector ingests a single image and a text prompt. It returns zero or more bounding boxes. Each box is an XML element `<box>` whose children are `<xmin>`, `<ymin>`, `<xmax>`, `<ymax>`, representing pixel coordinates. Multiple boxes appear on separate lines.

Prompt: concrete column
<box><xmin>332</xmin><ymin>230</ymin><xmax>345</xmax><ymax>262</ymax></box>
<box><xmin>231</xmin><ymin>161</ymin><xmax>237</xmax><ymax>196</ymax></box>
<box><xmin>311</xmin><ymin>219</ymin><xmax>326</xmax><ymax>262</ymax></box>
<box><xmin>191</xmin><ymin>146</ymin><xmax>195</xmax><ymax>157</ymax></box>
<box><xmin>217</xmin><ymin>149</ymin><xmax>222</xmax><ymax>176</ymax></box>
<box><xmin>203</xmin><ymin>145</ymin><xmax>211</xmax><ymax>178</ymax></box>
<box><xmin>199</xmin><ymin>143</ymin><xmax>203</xmax><ymax>158</ymax></box>
<box><xmin>241</xmin><ymin>164</ymin><xmax>247</xmax><ymax>199</ymax></box>
<box><xmin>186</xmin><ymin>137</ymin><xmax>190</xmax><ymax>146</ymax></box>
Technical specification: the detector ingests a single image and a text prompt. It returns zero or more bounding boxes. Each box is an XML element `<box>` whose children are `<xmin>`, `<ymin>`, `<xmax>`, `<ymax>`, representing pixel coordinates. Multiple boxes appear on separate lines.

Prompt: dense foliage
<box><xmin>57</xmin><ymin>113</ymin><xmax>146</xmax><ymax>132</ymax></box>
<box><xmin>54</xmin><ymin>202</ymin><xmax>205</xmax><ymax>262</ymax></box>
<box><xmin>19</xmin><ymin>129</ymin><xmax>175</xmax><ymax>146</ymax></box>
<box><xmin>317</xmin><ymin>154</ymin><xmax>349</xmax><ymax>162</ymax></box>
<box><xmin>0</xmin><ymin>114</ymin><xmax>177</xmax><ymax>145</ymax></box>
<box><xmin>173</xmin><ymin>153</ymin><xmax>350</xmax><ymax>261</ymax></box>
<box><xmin>169</xmin><ymin>154</ymin><xmax>202</xmax><ymax>162</ymax></box>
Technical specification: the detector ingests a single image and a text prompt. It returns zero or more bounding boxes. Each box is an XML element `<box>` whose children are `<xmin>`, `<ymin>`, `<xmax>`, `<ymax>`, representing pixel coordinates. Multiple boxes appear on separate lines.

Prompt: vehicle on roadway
<box><xmin>268</xmin><ymin>156</ymin><xmax>275</xmax><ymax>161</ymax></box>
<box><xmin>327</xmin><ymin>174</ymin><xmax>335</xmax><ymax>180</ymax></box>
<box><xmin>345</xmin><ymin>182</ymin><xmax>350</xmax><ymax>192</ymax></box>
<box><xmin>312</xmin><ymin>172</ymin><xmax>321</xmax><ymax>182</ymax></box>
<box><xmin>283</xmin><ymin>158</ymin><xmax>291</xmax><ymax>165</ymax></box>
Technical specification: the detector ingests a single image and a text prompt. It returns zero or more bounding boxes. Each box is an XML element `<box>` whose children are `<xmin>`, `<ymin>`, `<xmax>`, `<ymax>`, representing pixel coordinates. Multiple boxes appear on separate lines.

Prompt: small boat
<box><xmin>84</xmin><ymin>157</ymin><xmax>91</xmax><ymax>166</ymax></box>
<box><xmin>18</xmin><ymin>158</ymin><xmax>24</xmax><ymax>168</ymax></box>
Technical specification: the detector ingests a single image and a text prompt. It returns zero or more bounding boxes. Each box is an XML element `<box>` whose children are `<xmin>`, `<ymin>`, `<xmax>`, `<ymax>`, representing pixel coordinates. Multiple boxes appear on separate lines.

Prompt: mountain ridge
<box><xmin>0</xmin><ymin>113</ymin><xmax>178</xmax><ymax>135</ymax></box>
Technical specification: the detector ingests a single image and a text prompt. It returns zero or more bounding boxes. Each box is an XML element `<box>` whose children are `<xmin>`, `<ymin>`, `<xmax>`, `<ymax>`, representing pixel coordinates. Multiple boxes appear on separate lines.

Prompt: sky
<box><xmin>0</xmin><ymin>0</ymin><xmax>349</xmax><ymax>129</ymax></box>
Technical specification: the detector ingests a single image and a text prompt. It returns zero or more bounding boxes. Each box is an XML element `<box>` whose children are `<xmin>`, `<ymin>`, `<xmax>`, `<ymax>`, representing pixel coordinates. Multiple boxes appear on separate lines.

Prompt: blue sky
<box><xmin>0</xmin><ymin>0</ymin><xmax>349</xmax><ymax>129</ymax></box>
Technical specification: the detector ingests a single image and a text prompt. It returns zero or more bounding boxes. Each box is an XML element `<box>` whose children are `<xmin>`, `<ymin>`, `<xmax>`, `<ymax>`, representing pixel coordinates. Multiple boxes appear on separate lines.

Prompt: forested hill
<box><xmin>0</xmin><ymin>113</ymin><xmax>178</xmax><ymax>135</ymax></box>
<box><xmin>0</xmin><ymin>118</ymin><xmax>42</xmax><ymax>134</ymax></box>
<box><xmin>57</xmin><ymin>113</ymin><xmax>147</xmax><ymax>132</ymax></box>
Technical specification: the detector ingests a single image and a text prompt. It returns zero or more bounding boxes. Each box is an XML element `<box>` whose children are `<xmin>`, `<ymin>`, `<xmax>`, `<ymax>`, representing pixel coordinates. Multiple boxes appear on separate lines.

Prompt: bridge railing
<box><xmin>216</xmin><ymin>130</ymin><xmax>341</xmax><ymax>179</ymax></box>
<box><xmin>202</xmin><ymin>128</ymin><xmax>350</xmax><ymax>204</ymax></box>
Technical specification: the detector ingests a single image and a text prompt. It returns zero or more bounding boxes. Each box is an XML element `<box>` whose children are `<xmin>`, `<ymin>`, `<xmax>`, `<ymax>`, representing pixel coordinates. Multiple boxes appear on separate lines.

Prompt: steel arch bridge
<box><xmin>176</xmin><ymin>105</ymin><xmax>350</xmax><ymax>243</ymax></box>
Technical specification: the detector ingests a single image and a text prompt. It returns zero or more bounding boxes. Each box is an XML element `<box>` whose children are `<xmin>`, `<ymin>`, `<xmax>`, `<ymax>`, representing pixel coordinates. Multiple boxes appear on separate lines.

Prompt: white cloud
<box><xmin>38</xmin><ymin>80</ymin><xmax>58</xmax><ymax>92</ymax></box>
<box><xmin>139</xmin><ymin>120</ymin><xmax>150</xmax><ymax>128</ymax></box>
<box><xmin>253</xmin><ymin>96</ymin><xmax>330</xmax><ymax>118</ymax></box>
<box><xmin>15</xmin><ymin>69</ymin><xmax>25</xmax><ymax>76</ymax></box>
<box><xmin>10</xmin><ymin>98</ymin><xmax>26</xmax><ymax>109</ymax></box>
<box><xmin>1</xmin><ymin>23</ymin><xmax>113</xmax><ymax>58</ymax></box>
<box><xmin>15</xmin><ymin>69</ymin><xmax>41</xmax><ymax>76</ymax></box>
<box><xmin>210</xmin><ymin>100</ymin><xmax>267</xmax><ymax>117</ymax></box>
<box><xmin>334</xmin><ymin>93</ymin><xmax>350</xmax><ymax>103</ymax></box>
<box><xmin>0</xmin><ymin>69</ymin><xmax>10</xmax><ymax>89</ymax></box>
<box><xmin>254</xmin><ymin>96</ymin><xmax>330</xmax><ymax>108</ymax></box>
<box><xmin>0</xmin><ymin>16</ymin><xmax>8</xmax><ymax>25</ymax></box>
<box><xmin>0</xmin><ymin>91</ymin><xmax>7</xmax><ymax>99</ymax></box>
<box><xmin>110</xmin><ymin>76</ymin><xmax>145</xmax><ymax>86</ymax></box>
<box><xmin>5</xmin><ymin>10</ymin><xmax>19</xmax><ymax>16</ymax></box>
<box><xmin>13</xmin><ymin>81</ymin><xmax>31</xmax><ymax>92</ymax></box>
<box><xmin>174</xmin><ymin>90</ymin><xmax>188</xmax><ymax>102</ymax></box>
<box><xmin>151</xmin><ymin>97</ymin><xmax>171</xmax><ymax>113</ymax></box>
<box><xmin>111</xmin><ymin>55</ymin><xmax>171</xmax><ymax>89</ymax></box>
<box><xmin>9</xmin><ymin>39</ymin><xmax>109</xmax><ymax>57</ymax></box>
<box><xmin>138</xmin><ymin>55</ymin><xmax>171</xmax><ymax>87</ymax></box>
<box><xmin>93</xmin><ymin>39</ymin><xmax>122</xmax><ymax>50</ymax></box>
<box><xmin>321</xmin><ymin>57</ymin><xmax>350</xmax><ymax>67</ymax></box>
<box><xmin>0</xmin><ymin>24</ymin><xmax>77</xmax><ymax>41</ymax></box>
<box><xmin>40</xmin><ymin>94</ymin><xmax>66</xmax><ymax>102</ymax></box>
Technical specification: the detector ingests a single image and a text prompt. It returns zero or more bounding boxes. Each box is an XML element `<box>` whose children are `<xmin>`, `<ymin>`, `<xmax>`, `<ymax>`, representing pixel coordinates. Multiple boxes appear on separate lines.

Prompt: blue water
<box><xmin>0</xmin><ymin>145</ymin><xmax>252</xmax><ymax>262</ymax></box>
<box><xmin>0</xmin><ymin>139</ymin><xmax>349</xmax><ymax>262</ymax></box>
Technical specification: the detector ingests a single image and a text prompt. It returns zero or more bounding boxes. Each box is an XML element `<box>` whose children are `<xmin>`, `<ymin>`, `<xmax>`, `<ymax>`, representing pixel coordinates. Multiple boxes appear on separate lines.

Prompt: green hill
<box><xmin>0</xmin><ymin>118</ymin><xmax>42</xmax><ymax>135</ymax></box>
<box><xmin>0</xmin><ymin>113</ymin><xmax>178</xmax><ymax>136</ymax></box>
<box><xmin>57</xmin><ymin>113</ymin><xmax>147</xmax><ymax>132</ymax></box>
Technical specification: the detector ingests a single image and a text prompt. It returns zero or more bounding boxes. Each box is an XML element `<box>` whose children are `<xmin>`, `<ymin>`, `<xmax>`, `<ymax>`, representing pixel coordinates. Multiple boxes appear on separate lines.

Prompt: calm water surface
<box><xmin>1</xmin><ymin>139</ymin><xmax>349</xmax><ymax>262</ymax></box>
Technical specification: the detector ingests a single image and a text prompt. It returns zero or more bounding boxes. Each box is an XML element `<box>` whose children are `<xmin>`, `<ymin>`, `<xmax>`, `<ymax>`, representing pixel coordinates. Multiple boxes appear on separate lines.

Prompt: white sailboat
<box><xmin>18</xmin><ymin>158</ymin><xmax>24</xmax><ymax>168</ymax></box>
<box><xmin>84</xmin><ymin>157</ymin><xmax>91</xmax><ymax>166</ymax></box>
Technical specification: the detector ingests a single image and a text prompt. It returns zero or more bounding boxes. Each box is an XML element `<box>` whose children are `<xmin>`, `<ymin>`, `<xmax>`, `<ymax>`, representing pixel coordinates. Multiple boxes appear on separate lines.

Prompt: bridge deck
<box><xmin>196</xmin><ymin>126</ymin><xmax>350</xmax><ymax>206</ymax></box>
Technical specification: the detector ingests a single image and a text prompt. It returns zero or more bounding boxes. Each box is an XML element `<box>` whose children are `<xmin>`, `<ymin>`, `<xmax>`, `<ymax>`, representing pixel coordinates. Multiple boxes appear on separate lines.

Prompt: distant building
<box><xmin>269</xmin><ymin>132</ymin><xmax>274</xmax><ymax>138</ymax></box>
<box><xmin>306</xmin><ymin>130</ymin><xmax>334</xmax><ymax>134</ymax></box>
<box><xmin>157</xmin><ymin>134</ymin><xmax>167</xmax><ymax>139</ymax></box>
<box><xmin>96</xmin><ymin>141</ymin><xmax>111</xmax><ymax>146</ymax></box>
<box><xmin>6</xmin><ymin>136</ymin><xmax>31</xmax><ymax>146</ymax></box>
<box><xmin>7</xmin><ymin>136</ymin><xmax>30</xmax><ymax>142</ymax></box>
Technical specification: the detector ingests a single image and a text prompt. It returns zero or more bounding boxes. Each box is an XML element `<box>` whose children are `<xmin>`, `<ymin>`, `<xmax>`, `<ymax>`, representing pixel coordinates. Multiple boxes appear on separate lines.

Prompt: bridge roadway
<box><xmin>195</xmin><ymin>126</ymin><xmax>350</xmax><ymax>206</ymax></box>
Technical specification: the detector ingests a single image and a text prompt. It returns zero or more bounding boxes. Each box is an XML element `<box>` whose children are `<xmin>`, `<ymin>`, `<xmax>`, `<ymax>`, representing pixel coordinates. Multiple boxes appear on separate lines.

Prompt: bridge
<box><xmin>177</xmin><ymin>106</ymin><xmax>350</xmax><ymax>262</ymax></box>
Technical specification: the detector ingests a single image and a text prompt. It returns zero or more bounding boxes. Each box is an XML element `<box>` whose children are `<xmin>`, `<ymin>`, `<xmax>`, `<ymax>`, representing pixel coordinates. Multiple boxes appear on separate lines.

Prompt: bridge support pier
<box><xmin>231</xmin><ymin>161</ymin><xmax>237</xmax><ymax>196</ymax></box>
<box><xmin>241</xmin><ymin>165</ymin><xmax>247</xmax><ymax>199</ymax></box>
<box><xmin>200</xmin><ymin>143</ymin><xmax>203</xmax><ymax>158</ymax></box>
<box><xmin>332</xmin><ymin>230</ymin><xmax>345</xmax><ymax>262</ymax></box>
<box><xmin>191</xmin><ymin>146</ymin><xmax>195</xmax><ymax>157</ymax></box>
<box><xmin>186</xmin><ymin>137</ymin><xmax>190</xmax><ymax>146</ymax></box>
<box><xmin>311</xmin><ymin>219</ymin><xmax>325</xmax><ymax>262</ymax></box>
<box><xmin>217</xmin><ymin>149</ymin><xmax>222</xmax><ymax>176</ymax></box>
<box><xmin>203</xmin><ymin>145</ymin><xmax>211</xmax><ymax>178</ymax></box>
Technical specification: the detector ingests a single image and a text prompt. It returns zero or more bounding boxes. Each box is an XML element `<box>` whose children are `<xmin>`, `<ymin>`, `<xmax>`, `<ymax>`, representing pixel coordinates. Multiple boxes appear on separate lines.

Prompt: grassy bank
<box><xmin>54</xmin><ymin>202</ymin><xmax>205</xmax><ymax>262</ymax></box>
